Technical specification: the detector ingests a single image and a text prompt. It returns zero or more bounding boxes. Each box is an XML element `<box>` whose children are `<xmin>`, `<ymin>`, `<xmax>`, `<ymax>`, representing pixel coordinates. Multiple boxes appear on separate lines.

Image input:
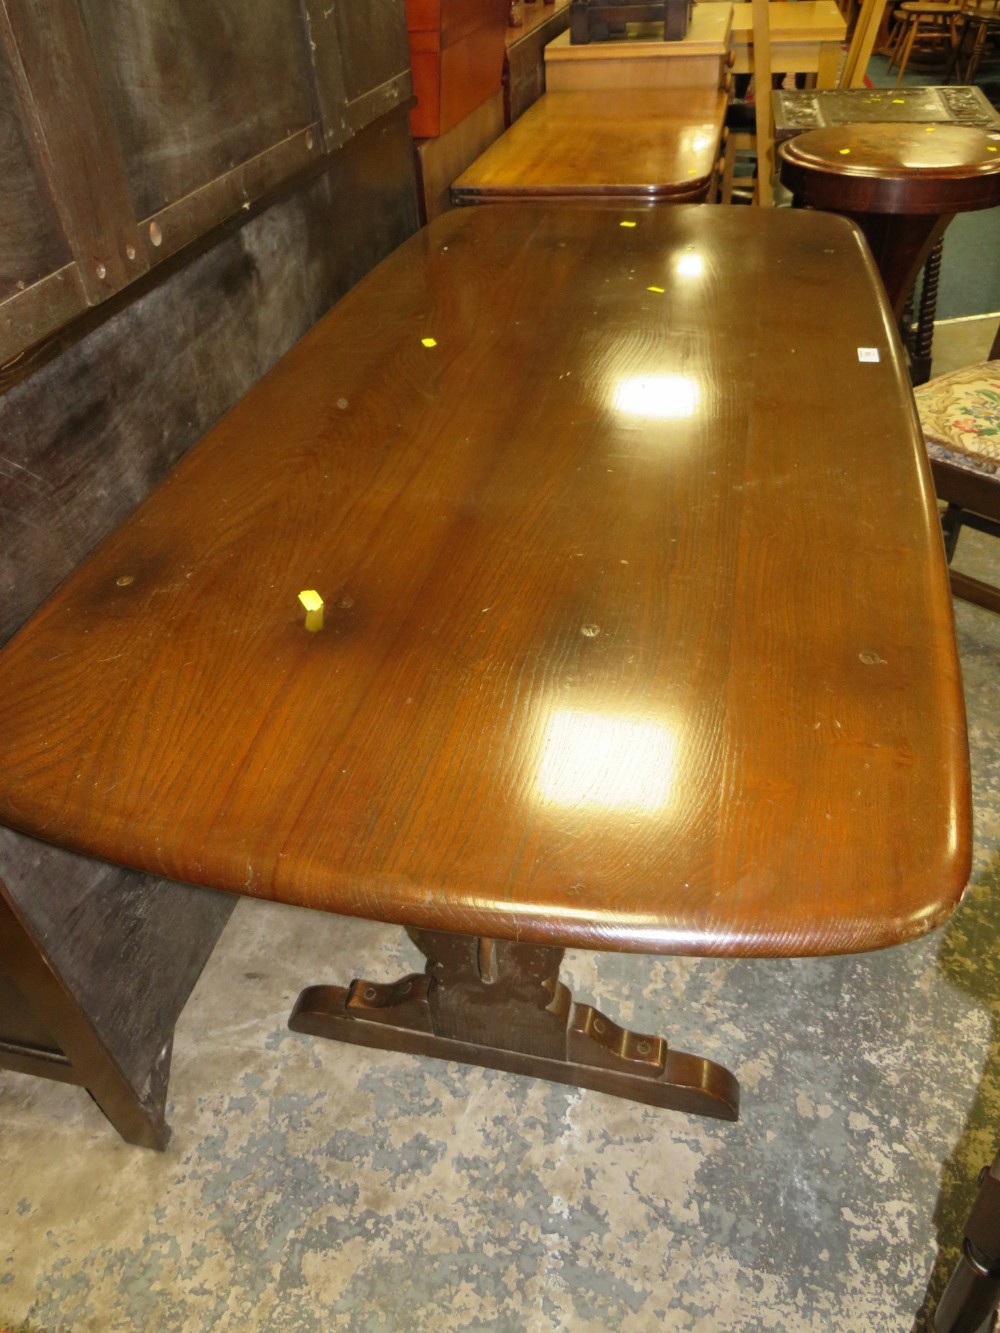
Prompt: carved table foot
<box><xmin>288</xmin><ymin>929</ymin><xmax>739</xmax><ymax>1121</ymax></box>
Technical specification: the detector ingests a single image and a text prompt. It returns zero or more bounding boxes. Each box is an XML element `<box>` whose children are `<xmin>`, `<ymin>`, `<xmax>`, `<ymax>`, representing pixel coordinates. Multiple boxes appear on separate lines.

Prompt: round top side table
<box><xmin>778</xmin><ymin>122</ymin><xmax>1000</xmax><ymax>320</ymax></box>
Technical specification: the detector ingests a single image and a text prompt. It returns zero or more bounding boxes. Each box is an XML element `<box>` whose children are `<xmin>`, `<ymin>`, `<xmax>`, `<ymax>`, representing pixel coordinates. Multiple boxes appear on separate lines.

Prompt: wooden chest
<box><xmin>407</xmin><ymin>0</ymin><xmax>511</xmax><ymax>137</ymax></box>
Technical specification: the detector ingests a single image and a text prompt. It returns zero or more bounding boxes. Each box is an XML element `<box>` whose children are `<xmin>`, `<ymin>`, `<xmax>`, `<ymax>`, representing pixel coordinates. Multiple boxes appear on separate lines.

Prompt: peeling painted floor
<box><xmin>3</xmin><ymin>526</ymin><xmax>1000</xmax><ymax>1332</ymax></box>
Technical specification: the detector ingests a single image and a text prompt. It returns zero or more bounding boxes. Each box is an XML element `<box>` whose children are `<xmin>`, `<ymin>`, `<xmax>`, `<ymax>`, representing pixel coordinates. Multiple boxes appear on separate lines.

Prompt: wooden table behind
<box><xmin>451</xmin><ymin>87</ymin><xmax>728</xmax><ymax>202</ymax></box>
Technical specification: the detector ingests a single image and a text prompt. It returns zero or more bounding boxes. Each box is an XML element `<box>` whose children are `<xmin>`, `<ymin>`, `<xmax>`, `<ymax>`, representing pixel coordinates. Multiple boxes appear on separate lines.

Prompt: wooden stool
<box><xmin>886</xmin><ymin>0</ymin><xmax>962</xmax><ymax>82</ymax></box>
<box><xmin>777</xmin><ymin>123</ymin><xmax>1000</xmax><ymax>320</ymax></box>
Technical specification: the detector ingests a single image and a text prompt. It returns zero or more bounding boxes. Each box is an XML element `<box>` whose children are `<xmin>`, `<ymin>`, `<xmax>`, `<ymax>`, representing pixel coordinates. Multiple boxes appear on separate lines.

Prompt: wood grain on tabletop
<box><xmin>451</xmin><ymin>88</ymin><xmax>727</xmax><ymax>200</ymax></box>
<box><xmin>778</xmin><ymin>122</ymin><xmax>1000</xmax><ymax>214</ymax></box>
<box><xmin>0</xmin><ymin>205</ymin><xmax>971</xmax><ymax>957</ymax></box>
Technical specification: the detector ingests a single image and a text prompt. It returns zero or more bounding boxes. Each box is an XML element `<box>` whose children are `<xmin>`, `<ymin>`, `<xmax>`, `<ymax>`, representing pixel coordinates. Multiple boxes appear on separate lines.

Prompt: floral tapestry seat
<box><xmin>915</xmin><ymin>355</ymin><xmax>1000</xmax><ymax>614</ymax></box>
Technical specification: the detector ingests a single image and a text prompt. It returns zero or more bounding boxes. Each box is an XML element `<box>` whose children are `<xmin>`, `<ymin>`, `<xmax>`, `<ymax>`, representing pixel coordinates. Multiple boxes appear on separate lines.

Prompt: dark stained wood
<box><xmin>289</xmin><ymin>928</ymin><xmax>740</xmax><ymax>1118</ymax></box>
<box><xmin>932</xmin><ymin>457</ymin><xmax>1000</xmax><ymax>616</ymax></box>
<box><xmin>0</xmin><ymin>109</ymin><xmax>420</xmax><ymax>1146</ymax></box>
<box><xmin>336</xmin><ymin>0</ymin><xmax>414</xmax><ymax>123</ymax></box>
<box><xmin>0</xmin><ymin>0</ymin><xmax>149</xmax><ymax>304</ymax></box>
<box><xmin>771</xmin><ymin>83</ymin><xmax>1000</xmax><ymax>143</ymax></box>
<box><xmin>778</xmin><ymin>123</ymin><xmax>1000</xmax><ymax>316</ymax></box>
<box><xmin>0</xmin><ymin>1</ymin><xmax>415</xmax><ymax>373</ymax></box>
<box><xmin>770</xmin><ymin>92</ymin><xmax>1000</xmax><ymax>381</ymax></box>
<box><xmin>451</xmin><ymin>87</ymin><xmax>727</xmax><ymax>202</ymax></box>
<box><xmin>777</xmin><ymin>122</ymin><xmax>1000</xmax><ymax>214</ymax></box>
<box><xmin>504</xmin><ymin>0</ymin><xmax>571</xmax><ymax>124</ymax></box>
<box><xmin>569</xmin><ymin>0</ymin><xmax>690</xmax><ymax>42</ymax></box>
<box><xmin>300</xmin><ymin>0</ymin><xmax>352</xmax><ymax>151</ymax></box>
<box><xmin>0</xmin><ymin>876</ymin><xmax>178</xmax><ymax>1149</ymax></box>
<box><xmin>0</xmin><ymin>205</ymin><xmax>970</xmax><ymax>965</ymax></box>
<box><xmin>930</xmin><ymin>1150</ymin><xmax>1000</xmax><ymax>1331</ymax></box>
<box><xmin>0</xmin><ymin>49</ymin><xmax>70</xmax><ymax>302</ymax></box>
<box><xmin>79</xmin><ymin>0</ymin><xmax>316</xmax><ymax>221</ymax></box>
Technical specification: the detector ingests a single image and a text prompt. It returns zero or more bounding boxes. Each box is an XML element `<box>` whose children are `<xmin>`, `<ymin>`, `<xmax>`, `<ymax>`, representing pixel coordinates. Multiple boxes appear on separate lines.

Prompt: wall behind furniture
<box><xmin>0</xmin><ymin>0</ymin><xmax>420</xmax><ymax>1148</ymax></box>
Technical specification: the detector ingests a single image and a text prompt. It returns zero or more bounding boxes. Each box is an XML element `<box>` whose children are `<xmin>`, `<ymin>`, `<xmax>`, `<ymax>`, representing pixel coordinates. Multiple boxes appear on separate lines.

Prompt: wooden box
<box><xmin>406</xmin><ymin>0</ymin><xmax>511</xmax><ymax>138</ymax></box>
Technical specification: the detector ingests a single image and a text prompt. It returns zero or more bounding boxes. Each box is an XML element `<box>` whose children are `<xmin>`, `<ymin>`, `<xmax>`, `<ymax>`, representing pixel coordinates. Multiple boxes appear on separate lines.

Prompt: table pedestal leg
<box><xmin>839</xmin><ymin>210</ymin><xmax>952</xmax><ymax>321</ymax></box>
<box><xmin>288</xmin><ymin>929</ymin><xmax>739</xmax><ymax>1120</ymax></box>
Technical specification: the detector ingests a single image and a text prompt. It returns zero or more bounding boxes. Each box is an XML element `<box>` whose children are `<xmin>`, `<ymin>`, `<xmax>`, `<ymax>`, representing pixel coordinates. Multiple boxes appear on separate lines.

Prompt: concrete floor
<box><xmin>2</xmin><ymin>353</ymin><xmax>1000</xmax><ymax>1331</ymax></box>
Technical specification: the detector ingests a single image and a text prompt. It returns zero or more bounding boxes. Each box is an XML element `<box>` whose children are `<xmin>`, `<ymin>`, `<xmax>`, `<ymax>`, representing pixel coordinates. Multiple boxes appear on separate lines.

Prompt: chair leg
<box><xmin>964</xmin><ymin>23</ymin><xmax>990</xmax><ymax>82</ymax></box>
<box><xmin>720</xmin><ymin>134</ymin><xmax>737</xmax><ymax>205</ymax></box>
<box><xmin>886</xmin><ymin>13</ymin><xmax>909</xmax><ymax>68</ymax></box>
<box><xmin>895</xmin><ymin>17</ymin><xmax>921</xmax><ymax>81</ymax></box>
<box><xmin>941</xmin><ymin>503</ymin><xmax>964</xmax><ymax>561</ymax></box>
<box><xmin>929</xmin><ymin>1151</ymin><xmax>1000</xmax><ymax>1332</ymax></box>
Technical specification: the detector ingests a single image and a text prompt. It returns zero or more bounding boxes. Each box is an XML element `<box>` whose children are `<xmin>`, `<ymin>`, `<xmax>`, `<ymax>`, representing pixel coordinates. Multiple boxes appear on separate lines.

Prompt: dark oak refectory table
<box><xmin>0</xmin><ymin>207</ymin><xmax>971</xmax><ymax>1127</ymax></box>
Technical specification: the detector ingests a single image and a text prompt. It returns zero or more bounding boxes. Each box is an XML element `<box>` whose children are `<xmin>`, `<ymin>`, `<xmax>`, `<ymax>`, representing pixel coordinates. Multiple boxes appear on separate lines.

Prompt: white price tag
<box><xmin>857</xmin><ymin>348</ymin><xmax>880</xmax><ymax>363</ymax></box>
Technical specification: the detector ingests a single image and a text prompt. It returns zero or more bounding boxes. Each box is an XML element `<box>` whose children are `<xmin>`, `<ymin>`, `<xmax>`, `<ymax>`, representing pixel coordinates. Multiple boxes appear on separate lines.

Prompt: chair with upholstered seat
<box><xmin>916</xmin><ymin>323</ymin><xmax>1000</xmax><ymax>614</ymax></box>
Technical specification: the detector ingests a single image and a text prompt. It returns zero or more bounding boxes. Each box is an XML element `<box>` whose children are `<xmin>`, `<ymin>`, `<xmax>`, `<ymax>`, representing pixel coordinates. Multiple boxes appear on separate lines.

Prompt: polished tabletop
<box><xmin>0</xmin><ymin>206</ymin><xmax>970</xmax><ymax>958</ymax></box>
<box><xmin>778</xmin><ymin>122</ymin><xmax>1000</xmax><ymax>213</ymax></box>
<box><xmin>729</xmin><ymin>0</ymin><xmax>846</xmax><ymax>40</ymax></box>
<box><xmin>451</xmin><ymin>87</ymin><xmax>727</xmax><ymax>202</ymax></box>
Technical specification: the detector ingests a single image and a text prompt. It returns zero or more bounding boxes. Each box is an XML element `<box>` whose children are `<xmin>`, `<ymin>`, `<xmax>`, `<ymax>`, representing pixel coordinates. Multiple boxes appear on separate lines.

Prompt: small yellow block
<box><xmin>619</xmin><ymin>220</ymin><xmax>637</xmax><ymax>228</ymax></box>
<box><xmin>421</xmin><ymin>337</ymin><xmax>437</xmax><ymax>348</ymax></box>
<box><xmin>647</xmin><ymin>286</ymin><xmax>665</xmax><ymax>294</ymax></box>
<box><xmin>839</xmin><ymin>148</ymin><xmax>851</xmax><ymax>156</ymax></box>
<box><xmin>298</xmin><ymin>589</ymin><xmax>324</xmax><ymax>632</ymax></box>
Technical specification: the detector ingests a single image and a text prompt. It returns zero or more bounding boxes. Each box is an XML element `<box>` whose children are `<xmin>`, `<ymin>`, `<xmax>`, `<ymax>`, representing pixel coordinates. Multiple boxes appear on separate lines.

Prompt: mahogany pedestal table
<box><xmin>778</xmin><ymin>123</ymin><xmax>1000</xmax><ymax>323</ymax></box>
<box><xmin>451</xmin><ymin>86</ymin><xmax>727</xmax><ymax>205</ymax></box>
<box><xmin>772</xmin><ymin>88</ymin><xmax>1000</xmax><ymax>382</ymax></box>
<box><xmin>0</xmin><ymin>206</ymin><xmax>971</xmax><ymax>1130</ymax></box>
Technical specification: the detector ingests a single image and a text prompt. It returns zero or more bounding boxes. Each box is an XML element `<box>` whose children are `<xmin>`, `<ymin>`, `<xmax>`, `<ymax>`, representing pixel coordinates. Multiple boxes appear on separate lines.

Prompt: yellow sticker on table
<box><xmin>839</xmin><ymin>148</ymin><xmax>851</xmax><ymax>156</ymax></box>
<box><xmin>298</xmin><ymin>589</ymin><xmax>324</xmax><ymax>632</ymax></box>
<box><xmin>421</xmin><ymin>337</ymin><xmax>437</xmax><ymax>348</ymax></box>
<box><xmin>620</xmin><ymin>220</ymin><xmax>637</xmax><ymax>228</ymax></box>
<box><xmin>647</xmin><ymin>286</ymin><xmax>665</xmax><ymax>294</ymax></box>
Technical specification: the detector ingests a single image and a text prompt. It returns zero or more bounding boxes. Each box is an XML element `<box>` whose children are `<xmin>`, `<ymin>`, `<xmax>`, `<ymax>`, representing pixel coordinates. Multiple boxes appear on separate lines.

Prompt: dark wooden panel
<box><xmin>336</xmin><ymin>0</ymin><xmax>412</xmax><ymax>107</ymax></box>
<box><xmin>79</xmin><ymin>0</ymin><xmax>317</xmax><ymax>219</ymax></box>
<box><xmin>301</xmin><ymin>0</ymin><xmax>351</xmax><ymax>150</ymax></box>
<box><xmin>505</xmin><ymin>1</ymin><xmax>572</xmax><ymax>125</ymax></box>
<box><xmin>0</xmin><ymin>0</ymin><xmax>148</xmax><ymax>303</ymax></box>
<box><xmin>0</xmin><ymin>111</ymin><xmax>418</xmax><ymax>644</ymax></box>
<box><xmin>0</xmin><ymin>971</ymin><xmax>59</xmax><ymax>1050</ymax></box>
<box><xmin>0</xmin><ymin>267</ymin><xmax>86</xmax><ymax>368</ymax></box>
<box><xmin>0</xmin><ymin>112</ymin><xmax>418</xmax><ymax>1145</ymax></box>
<box><xmin>0</xmin><ymin>49</ymin><xmax>69</xmax><ymax>300</ymax></box>
<box><xmin>302</xmin><ymin>0</ymin><xmax>414</xmax><ymax>148</ymax></box>
<box><xmin>0</xmin><ymin>833</ymin><xmax>235</xmax><ymax>1095</ymax></box>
